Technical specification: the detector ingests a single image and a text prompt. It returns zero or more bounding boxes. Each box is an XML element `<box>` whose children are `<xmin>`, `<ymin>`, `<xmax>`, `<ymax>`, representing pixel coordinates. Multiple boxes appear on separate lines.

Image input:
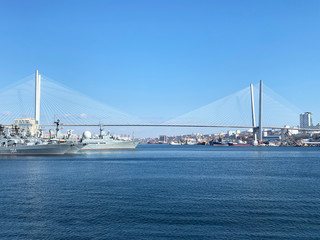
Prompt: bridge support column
<box><xmin>258</xmin><ymin>80</ymin><xmax>263</xmax><ymax>143</ymax></box>
<box><xmin>35</xmin><ymin>69</ymin><xmax>41</xmax><ymax>125</ymax></box>
<box><xmin>250</xmin><ymin>83</ymin><xmax>258</xmax><ymax>145</ymax></box>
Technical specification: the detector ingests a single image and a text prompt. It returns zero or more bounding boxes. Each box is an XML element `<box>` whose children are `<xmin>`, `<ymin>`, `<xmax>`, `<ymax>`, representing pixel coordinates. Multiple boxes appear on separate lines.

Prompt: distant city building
<box><xmin>117</xmin><ymin>134</ymin><xmax>132</xmax><ymax>141</ymax></box>
<box><xmin>159</xmin><ymin>135</ymin><xmax>168</xmax><ymax>143</ymax></box>
<box><xmin>227</xmin><ymin>130</ymin><xmax>234</xmax><ymax>137</ymax></box>
<box><xmin>263</xmin><ymin>130</ymin><xmax>267</xmax><ymax>137</ymax></box>
<box><xmin>300</xmin><ymin>112</ymin><xmax>313</xmax><ymax>128</ymax></box>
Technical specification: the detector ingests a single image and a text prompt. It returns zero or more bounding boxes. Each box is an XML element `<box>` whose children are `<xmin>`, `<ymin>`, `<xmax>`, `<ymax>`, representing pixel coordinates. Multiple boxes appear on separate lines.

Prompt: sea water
<box><xmin>0</xmin><ymin>145</ymin><xmax>319</xmax><ymax>239</ymax></box>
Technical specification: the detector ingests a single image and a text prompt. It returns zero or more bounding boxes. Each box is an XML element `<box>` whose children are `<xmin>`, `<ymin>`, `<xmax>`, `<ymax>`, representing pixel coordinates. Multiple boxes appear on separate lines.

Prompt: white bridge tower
<box><xmin>35</xmin><ymin>69</ymin><xmax>41</xmax><ymax>125</ymax></box>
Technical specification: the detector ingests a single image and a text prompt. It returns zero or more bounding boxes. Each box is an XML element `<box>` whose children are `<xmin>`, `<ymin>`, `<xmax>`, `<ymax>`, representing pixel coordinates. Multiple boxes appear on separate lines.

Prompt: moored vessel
<box><xmin>79</xmin><ymin>125</ymin><xmax>139</xmax><ymax>152</ymax></box>
<box><xmin>0</xmin><ymin>127</ymin><xmax>80</xmax><ymax>155</ymax></box>
<box><xmin>227</xmin><ymin>142</ymin><xmax>252</xmax><ymax>147</ymax></box>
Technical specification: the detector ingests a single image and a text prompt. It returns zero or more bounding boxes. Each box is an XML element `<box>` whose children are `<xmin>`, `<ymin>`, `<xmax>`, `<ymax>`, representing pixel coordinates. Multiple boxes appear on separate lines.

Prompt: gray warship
<box><xmin>0</xmin><ymin>125</ymin><xmax>80</xmax><ymax>156</ymax></box>
<box><xmin>79</xmin><ymin>124</ymin><xmax>139</xmax><ymax>152</ymax></box>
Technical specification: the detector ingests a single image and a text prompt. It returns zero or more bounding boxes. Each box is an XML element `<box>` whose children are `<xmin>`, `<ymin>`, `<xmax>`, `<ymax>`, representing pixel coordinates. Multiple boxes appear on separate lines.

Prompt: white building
<box><xmin>14</xmin><ymin>118</ymin><xmax>39</xmax><ymax>136</ymax></box>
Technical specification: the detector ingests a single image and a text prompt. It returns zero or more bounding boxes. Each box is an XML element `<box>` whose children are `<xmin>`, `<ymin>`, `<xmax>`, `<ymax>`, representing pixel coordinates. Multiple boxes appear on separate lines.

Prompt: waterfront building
<box><xmin>300</xmin><ymin>112</ymin><xmax>313</xmax><ymax>128</ymax></box>
<box><xmin>159</xmin><ymin>135</ymin><xmax>168</xmax><ymax>143</ymax></box>
<box><xmin>14</xmin><ymin>118</ymin><xmax>38</xmax><ymax>136</ymax></box>
<box><xmin>227</xmin><ymin>130</ymin><xmax>233</xmax><ymax>136</ymax></box>
<box><xmin>219</xmin><ymin>132</ymin><xmax>225</xmax><ymax>137</ymax></box>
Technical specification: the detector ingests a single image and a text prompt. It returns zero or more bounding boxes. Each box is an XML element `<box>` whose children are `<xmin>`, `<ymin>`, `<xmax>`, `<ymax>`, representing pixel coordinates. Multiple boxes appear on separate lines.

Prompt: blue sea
<box><xmin>0</xmin><ymin>145</ymin><xmax>320</xmax><ymax>239</ymax></box>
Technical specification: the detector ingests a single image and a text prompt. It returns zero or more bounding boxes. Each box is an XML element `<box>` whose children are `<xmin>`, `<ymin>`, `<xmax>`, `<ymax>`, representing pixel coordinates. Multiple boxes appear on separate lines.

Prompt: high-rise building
<box><xmin>300</xmin><ymin>112</ymin><xmax>313</xmax><ymax>128</ymax></box>
<box><xmin>159</xmin><ymin>135</ymin><xmax>168</xmax><ymax>143</ymax></box>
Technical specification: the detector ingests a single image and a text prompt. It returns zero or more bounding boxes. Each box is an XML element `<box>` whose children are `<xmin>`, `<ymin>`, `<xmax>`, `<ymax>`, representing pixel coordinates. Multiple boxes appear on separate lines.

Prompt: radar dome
<box><xmin>83</xmin><ymin>131</ymin><xmax>92</xmax><ymax>139</ymax></box>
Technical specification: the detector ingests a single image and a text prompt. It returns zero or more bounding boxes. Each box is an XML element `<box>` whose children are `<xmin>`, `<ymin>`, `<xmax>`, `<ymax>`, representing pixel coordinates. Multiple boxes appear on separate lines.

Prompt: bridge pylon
<box><xmin>250</xmin><ymin>80</ymin><xmax>263</xmax><ymax>145</ymax></box>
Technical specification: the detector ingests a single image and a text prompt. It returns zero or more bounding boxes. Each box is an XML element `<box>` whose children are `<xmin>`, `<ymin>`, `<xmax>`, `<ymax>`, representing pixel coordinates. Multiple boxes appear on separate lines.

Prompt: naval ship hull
<box><xmin>64</xmin><ymin>143</ymin><xmax>85</xmax><ymax>154</ymax></box>
<box><xmin>0</xmin><ymin>144</ymin><xmax>73</xmax><ymax>156</ymax></box>
<box><xmin>80</xmin><ymin>140</ymin><xmax>139</xmax><ymax>152</ymax></box>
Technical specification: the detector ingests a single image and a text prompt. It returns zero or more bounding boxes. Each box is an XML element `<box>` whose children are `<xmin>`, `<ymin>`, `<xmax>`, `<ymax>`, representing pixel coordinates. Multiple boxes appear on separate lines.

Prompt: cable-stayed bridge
<box><xmin>0</xmin><ymin>71</ymin><xmax>313</xmax><ymax>138</ymax></box>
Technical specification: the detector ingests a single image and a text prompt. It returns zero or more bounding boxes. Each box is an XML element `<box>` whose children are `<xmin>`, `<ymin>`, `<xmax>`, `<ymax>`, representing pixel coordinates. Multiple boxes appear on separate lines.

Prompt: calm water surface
<box><xmin>0</xmin><ymin>145</ymin><xmax>320</xmax><ymax>239</ymax></box>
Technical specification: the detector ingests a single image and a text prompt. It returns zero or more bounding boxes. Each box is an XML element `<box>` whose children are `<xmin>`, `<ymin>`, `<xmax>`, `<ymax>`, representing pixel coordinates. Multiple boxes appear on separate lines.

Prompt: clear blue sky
<box><xmin>0</xmin><ymin>0</ymin><xmax>320</xmax><ymax>123</ymax></box>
